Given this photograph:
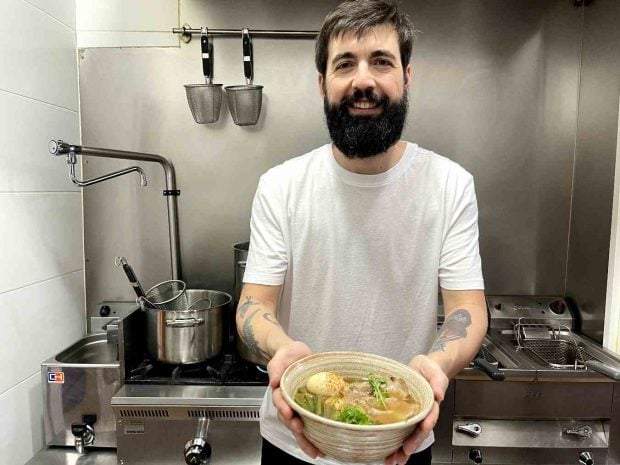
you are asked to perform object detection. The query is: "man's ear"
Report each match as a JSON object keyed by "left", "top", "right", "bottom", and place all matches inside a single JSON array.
[
  {"left": 404, "top": 64, "right": 412, "bottom": 90},
  {"left": 318, "top": 73, "right": 326, "bottom": 99}
]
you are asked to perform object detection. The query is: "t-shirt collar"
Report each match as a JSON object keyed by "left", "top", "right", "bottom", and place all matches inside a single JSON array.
[{"left": 325, "top": 142, "right": 417, "bottom": 187}]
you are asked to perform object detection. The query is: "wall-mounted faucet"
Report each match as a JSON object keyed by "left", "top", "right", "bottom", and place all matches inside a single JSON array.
[
  {"left": 49, "top": 139, "right": 147, "bottom": 187},
  {"left": 48, "top": 139, "right": 182, "bottom": 280}
]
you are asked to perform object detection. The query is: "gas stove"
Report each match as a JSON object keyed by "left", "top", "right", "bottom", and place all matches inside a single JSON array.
[{"left": 112, "top": 306, "right": 267, "bottom": 465}]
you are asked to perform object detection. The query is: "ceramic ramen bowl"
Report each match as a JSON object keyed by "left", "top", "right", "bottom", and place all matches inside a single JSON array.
[{"left": 280, "top": 351, "right": 434, "bottom": 463}]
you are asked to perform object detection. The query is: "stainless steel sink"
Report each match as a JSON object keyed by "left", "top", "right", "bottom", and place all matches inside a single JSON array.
[
  {"left": 55, "top": 333, "right": 117, "bottom": 364},
  {"left": 41, "top": 333, "right": 120, "bottom": 449}
]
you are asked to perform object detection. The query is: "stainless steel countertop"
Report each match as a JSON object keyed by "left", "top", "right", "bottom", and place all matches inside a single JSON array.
[{"left": 25, "top": 447, "right": 117, "bottom": 465}]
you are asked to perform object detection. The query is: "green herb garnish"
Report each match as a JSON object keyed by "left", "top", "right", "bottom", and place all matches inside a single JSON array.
[
  {"left": 367, "top": 373, "right": 389, "bottom": 409},
  {"left": 334, "top": 406, "right": 373, "bottom": 425}
]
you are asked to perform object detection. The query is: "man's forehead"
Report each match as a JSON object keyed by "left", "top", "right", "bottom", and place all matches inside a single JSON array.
[{"left": 327, "top": 24, "right": 399, "bottom": 57}]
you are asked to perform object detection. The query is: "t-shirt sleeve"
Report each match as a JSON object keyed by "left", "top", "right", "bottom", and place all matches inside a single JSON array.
[
  {"left": 243, "top": 174, "right": 288, "bottom": 286},
  {"left": 439, "top": 171, "right": 485, "bottom": 290}
]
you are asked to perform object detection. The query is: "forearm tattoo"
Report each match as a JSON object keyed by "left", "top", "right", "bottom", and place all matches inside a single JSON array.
[
  {"left": 242, "top": 309, "right": 271, "bottom": 360},
  {"left": 429, "top": 309, "right": 472, "bottom": 353},
  {"left": 237, "top": 295, "right": 281, "bottom": 361},
  {"left": 237, "top": 296, "right": 256, "bottom": 318}
]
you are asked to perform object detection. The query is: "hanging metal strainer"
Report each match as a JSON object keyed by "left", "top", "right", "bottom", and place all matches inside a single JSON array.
[
  {"left": 225, "top": 28, "right": 263, "bottom": 126},
  {"left": 141, "top": 279, "right": 188, "bottom": 310},
  {"left": 185, "top": 27, "right": 223, "bottom": 124}
]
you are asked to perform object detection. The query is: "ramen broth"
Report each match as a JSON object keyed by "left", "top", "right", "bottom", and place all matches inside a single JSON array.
[{"left": 294, "top": 371, "right": 420, "bottom": 425}]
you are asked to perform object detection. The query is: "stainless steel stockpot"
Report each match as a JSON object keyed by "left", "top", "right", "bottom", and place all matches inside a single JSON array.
[{"left": 145, "top": 289, "right": 231, "bottom": 364}]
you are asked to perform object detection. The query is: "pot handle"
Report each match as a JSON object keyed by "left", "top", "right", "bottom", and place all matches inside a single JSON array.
[{"left": 166, "top": 318, "right": 205, "bottom": 328}]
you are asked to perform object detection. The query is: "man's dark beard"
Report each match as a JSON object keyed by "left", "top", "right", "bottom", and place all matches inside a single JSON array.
[{"left": 324, "top": 89, "right": 408, "bottom": 159}]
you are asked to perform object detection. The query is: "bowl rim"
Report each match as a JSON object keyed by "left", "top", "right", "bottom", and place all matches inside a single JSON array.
[{"left": 280, "top": 351, "right": 434, "bottom": 432}]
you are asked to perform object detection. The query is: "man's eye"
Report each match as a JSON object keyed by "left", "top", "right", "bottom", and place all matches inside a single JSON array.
[
  {"left": 375, "top": 59, "right": 393, "bottom": 67},
  {"left": 335, "top": 62, "right": 353, "bottom": 71}
]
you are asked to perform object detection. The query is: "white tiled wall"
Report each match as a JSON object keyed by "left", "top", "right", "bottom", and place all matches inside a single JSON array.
[
  {"left": 76, "top": 0, "right": 178, "bottom": 48},
  {"left": 0, "top": 0, "right": 85, "bottom": 463}
]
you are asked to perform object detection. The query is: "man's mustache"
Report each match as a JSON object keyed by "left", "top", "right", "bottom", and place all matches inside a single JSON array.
[{"left": 339, "top": 89, "right": 388, "bottom": 108}]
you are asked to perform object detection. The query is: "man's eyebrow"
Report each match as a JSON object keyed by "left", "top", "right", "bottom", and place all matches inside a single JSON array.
[
  {"left": 331, "top": 52, "right": 355, "bottom": 65},
  {"left": 370, "top": 49, "right": 397, "bottom": 60}
]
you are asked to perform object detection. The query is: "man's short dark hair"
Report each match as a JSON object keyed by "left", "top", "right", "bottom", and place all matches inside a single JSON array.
[{"left": 315, "top": 0, "right": 415, "bottom": 76}]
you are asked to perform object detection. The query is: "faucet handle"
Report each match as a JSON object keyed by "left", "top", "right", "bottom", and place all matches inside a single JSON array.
[
  {"left": 71, "top": 423, "right": 88, "bottom": 437},
  {"left": 82, "top": 414, "right": 97, "bottom": 427},
  {"left": 579, "top": 451, "right": 594, "bottom": 465},
  {"left": 71, "top": 414, "right": 97, "bottom": 454}
]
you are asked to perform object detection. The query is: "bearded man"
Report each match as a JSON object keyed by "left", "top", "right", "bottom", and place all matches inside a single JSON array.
[{"left": 236, "top": 1, "right": 487, "bottom": 464}]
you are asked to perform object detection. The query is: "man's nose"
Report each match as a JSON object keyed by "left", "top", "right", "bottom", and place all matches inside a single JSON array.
[{"left": 351, "top": 63, "right": 376, "bottom": 93}]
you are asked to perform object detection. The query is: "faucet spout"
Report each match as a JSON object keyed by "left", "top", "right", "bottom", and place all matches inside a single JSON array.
[
  {"left": 69, "top": 161, "right": 148, "bottom": 188},
  {"left": 48, "top": 139, "right": 182, "bottom": 280}
]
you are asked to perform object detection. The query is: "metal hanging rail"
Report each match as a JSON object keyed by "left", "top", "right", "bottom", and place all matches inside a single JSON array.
[{"left": 172, "top": 24, "right": 317, "bottom": 43}]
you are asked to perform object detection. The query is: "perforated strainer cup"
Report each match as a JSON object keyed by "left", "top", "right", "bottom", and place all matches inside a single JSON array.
[
  {"left": 184, "top": 27, "right": 223, "bottom": 124},
  {"left": 225, "top": 28, "right": 263, "bottom": 126},
  {"left": 140, "top": 279, "right": 188, "bottom": 310}
]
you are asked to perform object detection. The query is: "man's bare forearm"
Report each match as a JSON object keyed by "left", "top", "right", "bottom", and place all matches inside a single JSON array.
[
  {"left": 236, "top": 294, "right": 293, "bottom": 362},
  {"left": 427, "top": 298, "right": 487, "bottom": 379}
]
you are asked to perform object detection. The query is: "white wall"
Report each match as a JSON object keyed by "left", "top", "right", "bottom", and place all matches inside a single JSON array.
[
  {"left": 0, "top": 1, "right": 85, "bottom": 463},
  {"left": 604, "top": 99, "right": 620, "bottom": 355}
]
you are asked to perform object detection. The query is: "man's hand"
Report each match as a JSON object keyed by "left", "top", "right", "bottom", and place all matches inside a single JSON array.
[
  {"left": 385, "top": 355, "right": 449, "bottom": 465},
  {"left": 267, "top": 341, "right": 323, "bottom": 458}
]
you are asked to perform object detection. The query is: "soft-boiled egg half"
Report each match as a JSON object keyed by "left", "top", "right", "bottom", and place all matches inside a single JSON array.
[{"left": 306, "top": 371, "right": 346, "bottom": 397}]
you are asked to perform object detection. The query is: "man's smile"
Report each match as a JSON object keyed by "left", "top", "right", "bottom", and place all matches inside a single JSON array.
[
  {"left": 347, "top": 98, "right": 384, "bottom": 116},
  {"left": 351, "top": 100, "right": 379, "bottom": 109}
]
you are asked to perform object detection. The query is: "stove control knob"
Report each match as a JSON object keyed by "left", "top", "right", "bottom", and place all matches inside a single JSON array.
[
  {"left": 549, "top": 299, "right": 566, "bottom": 315},
  {"left": 469, "top": 449, "right": 483, "bottom": 464},
  {"left": 184, "top": 438, "right": 211, "bottom": 465},
  {"left": 99, "top": 305, "right": 111, "bottom": 316},
  {"left": 579, "top": 451, "right": 594, "bottom": 465},
  {"left": 493, "top": 303, "right": 502, "bottom": 311}
]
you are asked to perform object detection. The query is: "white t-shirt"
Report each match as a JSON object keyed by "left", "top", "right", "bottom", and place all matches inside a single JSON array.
[{"left": 244, "top": 142, "right": 484, "bottom": 465}]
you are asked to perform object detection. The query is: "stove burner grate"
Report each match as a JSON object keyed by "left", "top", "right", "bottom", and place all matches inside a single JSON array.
[{"left": 125, "top": 353, "right": 269, "bottom": 386}]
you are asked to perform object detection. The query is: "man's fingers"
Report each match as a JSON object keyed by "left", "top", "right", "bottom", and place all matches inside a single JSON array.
[
  {"left": 277, "top": 411, "right": 304, "bottom": 434},
  {"left": 418, "top": 401, "right": 440, "bottom": 434},
  {"left": 267, "top": 359, "right": 284, "bottom": 388},
  {"left": 274, "top": 411, "right": 321, "bottom": 459},
  {"left": 272, "top": 388, "right": 294, "bottom": 420},
  {"left": 401, "top": 402, "right": 439, "bottom": 455},
  {"left": 386, "top": 400, "right": 438, "bottom": 465},
  {"left": 293, "top": 431, "right": 321, "bottom": 458}
]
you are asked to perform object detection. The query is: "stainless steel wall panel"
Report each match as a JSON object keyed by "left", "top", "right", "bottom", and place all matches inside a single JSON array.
[
  {"left": 80, "top": 1, "right": 584, "bottom": 314},
  {"left": 566, "top": 0, "right": 620, "bottom": 343}
]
